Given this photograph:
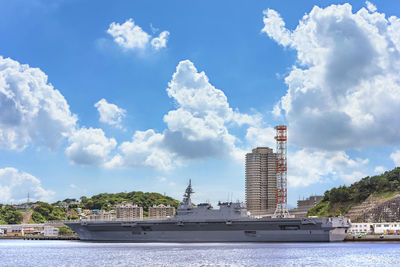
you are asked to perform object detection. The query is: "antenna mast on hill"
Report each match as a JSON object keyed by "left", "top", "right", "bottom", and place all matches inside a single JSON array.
[{"left": 273, "top": 125, "right": 290, "bottom": 218}]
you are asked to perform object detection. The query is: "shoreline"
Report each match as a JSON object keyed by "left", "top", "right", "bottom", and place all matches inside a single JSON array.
[
  {"left": 345, "top": 234, "right": 400, "bottom": 242},
  {"left": 0, "top": 236, "right": 79, "bottom": 240},
  {"left": 1, "top": 235, "right": 400, "bottom": 242}
]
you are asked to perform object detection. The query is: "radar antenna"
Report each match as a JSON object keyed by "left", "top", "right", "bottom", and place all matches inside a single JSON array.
[{"left": 182, "top": 179, "right": 194, "bottom": 207}]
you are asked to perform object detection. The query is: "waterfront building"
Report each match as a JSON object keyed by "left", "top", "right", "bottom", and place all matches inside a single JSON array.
[
  {"left": 116, "top": 202, "right": 143, "bottom": 220},
  {"left": 348, "top": 222, "right": 400, "bottom": 235},
  {"left": 44, "top": 226, "right": 59, "bottom": 237},
  {"left": 149, "top": 204, "right": 176, "bottom": 219},
  {"left": 348, "top": 223, "right": 374, "bottom": 235},
  {"left": 6, "top": 225, "right": 24, "bottom": 237},
  {"left": 372, "top": 223, "right": 400, "bottom": 234},
  {"left": 23, "top": 227, "right": 35, "bottom": 235},
  {"left": 245, "top": 147, "right": 277, "bottom": 216}
]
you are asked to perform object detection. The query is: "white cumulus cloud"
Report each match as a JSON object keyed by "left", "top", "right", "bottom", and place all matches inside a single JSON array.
[
  {"left": 107, "top": 19, "right": 169, "bottom": 51},
  {"left": 94, "top": 98, "right": 126, "bottom": 128},
  {"left": 374, "top": 166, "right": 385, "bottom": 173},
  {"left": 365, "top": 1, "right": 377, "bottom": 12},
  {"left": 262, "top": 4, "right": 400, "bottom": 151},
  {"left": 107, "top": 19, "right": 151, "bottom": 50},
  {"left": 106, "top": 129, "right": 175, "bottom": 171},
  {"left": 151, "top": 31, "right": 170, "bottom": 50},
  {"left": 341, "top": 171, "right": 368, "bottom": 184},
  {"left": 106, "top": 60, "right": 262, "bottom": 170},
  {"left": 0, "top": 56, "right": 77, "bottom": 151},
  {"left": 288, "top": 149, "right": 369, "bottom": 187},
  {"left": 65, "top": 128, "right": 117, "bottom": 166},
  {"left": 245, "top": 126, "right": 276, "bottom": 149},
  {"left": 0, "top": 167, "right": 54, "bottom": 203},
  {"left": 391, "top": 150, "right": 400, "bottom": 166}
]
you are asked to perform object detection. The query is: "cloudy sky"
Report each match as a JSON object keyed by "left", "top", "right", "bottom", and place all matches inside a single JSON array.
[{"left": 1, "top": 0, "right": 400, "bottom": 206}]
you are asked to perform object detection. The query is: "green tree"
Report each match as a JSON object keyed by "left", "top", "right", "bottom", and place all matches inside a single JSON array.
[
  {"left": 32, "top": 211, "right": 46, "bottom": 223},
  {"left": 34, "top": 202, "right": 54, "bottom": 217},
  {"left": 4, "top": 210, "right": 23, "bottom": 224},
  {"left": 58, "top": 226, "right": 74, "bottom": 235}
]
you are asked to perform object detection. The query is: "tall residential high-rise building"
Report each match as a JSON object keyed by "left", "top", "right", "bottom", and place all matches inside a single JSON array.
[{"left": 245, "top": 147, "right": 277, "bottom": 215}]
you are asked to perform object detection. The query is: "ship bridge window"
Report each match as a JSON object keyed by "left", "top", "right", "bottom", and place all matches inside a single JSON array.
[{"left": 280, "top": 225, "right": 300, "bottom": 230}]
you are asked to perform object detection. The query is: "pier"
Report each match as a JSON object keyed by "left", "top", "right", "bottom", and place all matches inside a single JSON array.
[{"left": 345, "top": 235, "right": 400, "bottom": 242}]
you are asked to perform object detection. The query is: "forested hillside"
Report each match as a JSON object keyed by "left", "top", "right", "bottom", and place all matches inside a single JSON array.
[
  {"left": 79, "top": 191, "right": 180, "bottom": 212},
  {"left": 0, "top": 191, "right": 180, "bottom": 224},
  {"left": 308, "top": 167, "right": 400, "bottom": 217}
]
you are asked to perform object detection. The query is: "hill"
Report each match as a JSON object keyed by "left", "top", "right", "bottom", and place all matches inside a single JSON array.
[
  {"left": 308, "top": 167, "right": 400, "bottom": 219},
  {"left": 79, "top": 191, "right": 180, "bottom": 214},
  {"left": 0, "top": 191, "right": 180, "bottom": 224}
]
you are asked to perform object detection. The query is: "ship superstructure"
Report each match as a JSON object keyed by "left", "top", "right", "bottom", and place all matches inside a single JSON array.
[{"left": 66, "top": 181, "right": 350, "bottom": 242}]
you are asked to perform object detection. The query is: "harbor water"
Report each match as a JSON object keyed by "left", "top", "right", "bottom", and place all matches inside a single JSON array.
[{"left": 0, "top": 240, "right": 399, "bottom": 266}]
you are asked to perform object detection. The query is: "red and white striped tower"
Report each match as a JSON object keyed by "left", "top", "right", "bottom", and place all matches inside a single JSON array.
[{"left": 273, "top": 125, "right": 290, "bottom": 218}]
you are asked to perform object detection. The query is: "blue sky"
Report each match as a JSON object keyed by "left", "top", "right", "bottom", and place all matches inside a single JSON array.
[{"left": 1, "top": 0, "right": 400, "bottom": 207}]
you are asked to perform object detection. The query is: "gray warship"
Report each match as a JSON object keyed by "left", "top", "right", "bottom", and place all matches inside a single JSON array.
[{"left": 66, "top": 181, "right": 350, "bottom": 242}]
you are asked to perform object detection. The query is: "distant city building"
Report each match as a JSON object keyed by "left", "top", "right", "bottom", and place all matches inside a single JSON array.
[
  {"left": 82, "top": 209, "right": 91, "bottom": 215},
  {"left": 245, "top": 147, "right": 277, "bottom": 215},
  {"left": 289, "top": 195, "right": 324, "bottom": 218},
  {"left": 13, "top": 204, "right": 32, "bottom": 210},
  {"left": 64, "top": 199, "right": 80, "bottom": 205},
  {"left": 54, "top": 202, "right": 69, "bottom": 209},
  {"left": 88, "top": 210, "right": 114, "bottom": 221},
  {"left": 92, "top": 209, "right": 101, "bottom": 215},
  {"left": 116, "top": 202, "right": 143, "bottom": 220},
  {"left": 149, "top": 204, "right": 175, "bottom": 219}
]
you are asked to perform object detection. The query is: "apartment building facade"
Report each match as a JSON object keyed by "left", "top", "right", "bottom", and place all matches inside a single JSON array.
[
  {"left": 245, "top": 147, "right": 277, "bottom": 216},
  {"left": 116, "top": 202, "right": 143, "bottom": 220},
  {"left": 149, "top": 204, "right": 176, "bottom": 219}
]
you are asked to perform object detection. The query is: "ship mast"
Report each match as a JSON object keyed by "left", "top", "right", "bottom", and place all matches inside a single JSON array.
[{"left": 182, "top": 179, "right": 194, "bottom": 207}]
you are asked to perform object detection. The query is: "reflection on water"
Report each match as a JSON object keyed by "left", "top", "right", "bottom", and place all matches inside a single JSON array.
[{"left": 0, "top": 240, "right": 399, "bottom": 267}]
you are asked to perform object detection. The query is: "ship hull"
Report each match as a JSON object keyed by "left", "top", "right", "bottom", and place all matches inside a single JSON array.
[{"left": 66, "top": 218, "right": 348, "bottom": 242}]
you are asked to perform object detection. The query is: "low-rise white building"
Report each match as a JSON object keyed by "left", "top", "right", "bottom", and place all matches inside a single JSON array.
[
  {"left": 44, "top": 226, "right": 59, "bottom": 237},
  {"left": 373, "top": 223, "right": 400, "bottom": 234},
  {"left": 348, "top": 223, "right": 373, "bottom": 234},
  {"left": 349, "top": 222, "right": 400, "bottom": 235}
]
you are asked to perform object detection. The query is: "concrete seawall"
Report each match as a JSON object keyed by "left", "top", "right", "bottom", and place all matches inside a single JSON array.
[{"left": 345, "top": 235, "right": 400, "bottom": 242}]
